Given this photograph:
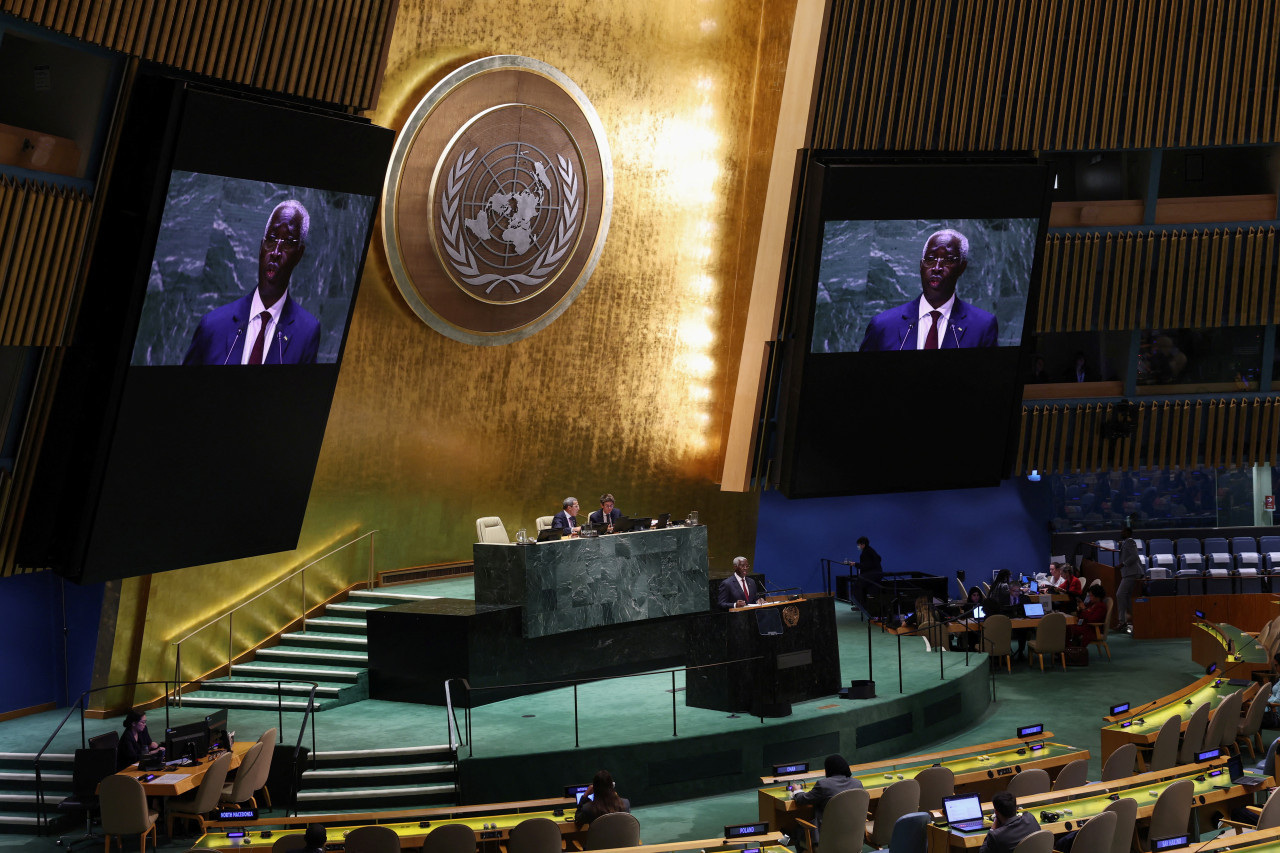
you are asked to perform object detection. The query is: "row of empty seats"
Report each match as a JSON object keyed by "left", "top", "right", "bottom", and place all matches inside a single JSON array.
[{"left": 1097, "top": 536, "right": 1280, "bottom": 574}]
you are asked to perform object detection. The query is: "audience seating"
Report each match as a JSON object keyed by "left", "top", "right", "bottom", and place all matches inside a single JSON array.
[
  {"left": 1147, "top": 715, "right": 1181, "bottom": 772},
  {"left": 1146, "top": 539, "right": 1176, "bottom": 572},
  {"left": 1103, "top": 797, "right": 1138, "bottom": 853},
  {"left": 1069, "top": 809, "right": 1117, "bottom": 853},
  {"left": 344, "top": 826, "right": 400, "bottom": 853},
  {"left": 507, "top": 818, "right": 564, "bottom": 853},
  {"left": 1051, "top": 758, "right": 1088, "bottom": 790},
  {"left": 1094, "top": 541, "right": 1118, "bottom": 567},
  {"left": 167, "top": 750, "right": 234, "bottom": 836},
  {"left": 1177, "top": 703, "right": 1211, "bottom": 764},
  {"left": 914, "top": 765, "right": 954, "bottom": 811},
  {"left": 886, "top": 811, "right": 929, "bottom": 853},
  {"left": 422, "top": 823, "right": 478, "bottom": 853},
  {"left": 1140, "top": 779, "right": 1192, "bottom": 851},
  {"left": 1027, "top": 612, "right": 1067, "bottom": 672},
  {"left": 1101, "top": 743, "right": 1136, "bottom": 782},
  {"left": 795, "top": 787, "right": 867, "bottom": 853},
  {"left": 1238, "top": 683, "right": 1271, "bottom": 758},
  {"left": 1005, "top": 768, "right": 1050, "bottom": 798},
  {"left": 475, "top": 517, "right": 509, "bottom": 544},
  {"left": 865, "top": 778, "right": 919, "bottom": 849},
  {"left": 219, "top": 741, "right": 265, "bottom": 809},
  {"left": 1088, "top": 599, "right": 1114, "bottom": 660},
  {"left": 1207, "top": 690, "right": 1245, "bottom": 755},
  {"left": 1009, "top": 830, "right": 1052, "bottom": 853},
  {"left": 99, "top": 775, "right": 158, "bottom": 853},
  {"left": 1233, "top": 536, "right": 1261, "bottom": 571},
  {"left": 1174, "top": 538, "right": 1203, "bottom": 573},
  {"left": 582, "top": 813, "right": 640, "bottom": 850},
  {"left": 981, "top": 615, "right": 1013, "bottom": 673},
  {"left": 1262, "top": 536, "right": 1280, "bottom": 574}
]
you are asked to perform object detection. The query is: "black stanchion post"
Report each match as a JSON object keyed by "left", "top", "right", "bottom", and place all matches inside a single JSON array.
[
  {"left": 671, "top": 670, "right": 678, "bottom": 737},
  {"left": 573, "top": 682, "right": 579, "bottom": 748}
]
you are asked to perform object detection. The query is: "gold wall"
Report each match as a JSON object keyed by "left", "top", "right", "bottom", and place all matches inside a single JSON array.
[{"left": 103, "top": 0, "right": 801, "bottom": 699}]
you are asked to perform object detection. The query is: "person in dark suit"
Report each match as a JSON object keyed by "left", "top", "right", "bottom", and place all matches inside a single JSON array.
[
  {"left": 717, "top": 556, "right": 764, "bottom": 610},
  {"left": 588, "top": 493, "right": 622, "bottom": 529},
  {"left": 551, "top": 497, "right": 581, "bottom": 534},
  {"left": 792, "top": 754, "right": 864, "bottom": 842},
  {"left": 980, "top": 792, "right": 1040, "bottom": 853},
  {"left": 852, "top": 536, "right": 881, "bottom": 574},
  {"left": 116, "top": 709, "right": 162, "bottom": 770},
  {"left": 858, "top": 229, "right": 999, "bottom": 351},
  {"left": 183, "top": 200, "right": 322, "bottom": 365}
]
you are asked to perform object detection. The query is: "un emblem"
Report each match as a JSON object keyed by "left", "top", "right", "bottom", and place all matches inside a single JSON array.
[{"left": 382, "top": 57, "right": 612, "bottom": 345}]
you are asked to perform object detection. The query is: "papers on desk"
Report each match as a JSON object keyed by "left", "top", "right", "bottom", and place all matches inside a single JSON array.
[{"left": 149, "top": 773, "right": 188, "bottom": 785}]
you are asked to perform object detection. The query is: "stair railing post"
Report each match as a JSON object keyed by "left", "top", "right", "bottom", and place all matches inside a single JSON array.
[
  {"left": 301, "top": 570, "right": 307, "bottom": 634},
  {"left": 227, "top": 612, "right": 234, "bottom": 676},
  {"left": 368, "top": 531, "right": 376, "bottom": 590}
]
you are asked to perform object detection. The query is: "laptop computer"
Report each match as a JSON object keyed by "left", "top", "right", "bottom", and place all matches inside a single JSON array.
[
  {"left": 1022, "top": 602, "right": 1046, "bottom": 618},
  {"left": 970, "top": 606, "right": 987, "bottom": 621},
  {"left": 1228, "top": 753, "right": 1269, "bottom": 786},
  {"left": 942, "top": 793, "right": 986, "bottom": 832},
  {"left": 536, "top": 528, "right": 564, "bottom": 542}
]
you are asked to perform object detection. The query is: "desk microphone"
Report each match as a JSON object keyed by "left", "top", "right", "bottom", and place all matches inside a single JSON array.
[{"left": 222, "top": 328, "right": 245, "bottom": 365}]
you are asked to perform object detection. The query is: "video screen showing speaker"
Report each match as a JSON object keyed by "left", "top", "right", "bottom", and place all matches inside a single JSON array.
[
  {"left": 775, "top": 156, "right": 1052, "bottom": 499},
  {"left": 19, "top": 73, "right": 394, "bottom": 583}
]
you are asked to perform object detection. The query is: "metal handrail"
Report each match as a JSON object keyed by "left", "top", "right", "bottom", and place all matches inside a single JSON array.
[
  {"left": 443, "top": 655, "right": 766, "bottom": 758},
  {"left": 170, "top": 530, "right": 378, "bottom": 690}
]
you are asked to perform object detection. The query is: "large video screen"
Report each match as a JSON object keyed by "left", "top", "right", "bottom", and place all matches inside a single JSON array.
[
  {"left": 131, "top": 173, "right": 376, "bottom": 367},
  {"left": 774, "top": 157, "right": 1052, "bottom": 499},
  {"left": 812, "top": 218, "right": 1038, "bottom": 353}
]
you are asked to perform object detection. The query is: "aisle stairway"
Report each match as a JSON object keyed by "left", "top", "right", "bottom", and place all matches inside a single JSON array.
[
  {"left": 0, "top": 751, "right": 70, "bottom": 833},
  {"left": 179, "top": 588, "right": 443, "bottom": 712},
  {"left": 294, "top": 744, "right": 459, "bottom": 812}
]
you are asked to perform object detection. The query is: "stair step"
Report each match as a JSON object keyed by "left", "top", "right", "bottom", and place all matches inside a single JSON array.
[
  {"left": 347, "top": 591, "right": 442, "bottom": 603},
  {"left": 231, "top": 662, "right": 364, "bottom": 682},
  {"left": 315, "top": 746, "right": 453, "bottom": 761},
  {"left": 0, "top": 812, "right": 50, "bottom": 828},
  {"left": 304, "top": 763, "right": 454, "bottom": 781},
  {"left": 324, "top": 603, "right": 384, "bottom": 615},
  {"left": 280, "top": 631, "right": 366, "bottom": 646},
  {"left": 296, "top": 783, "right": 456, "bottom": 801},
  {"left": 304, "top": 617, "right": 370, "bottom": 633},
  {"left": 256, "top": 647, "right": 368, "bottom": 663},
  {"left": 177, "top": 693, "right": 320, "bottom": 711},
  {"left": 311, "top": 746, "right": 455, "bottom": 769},
  {"left": 0, "top": 770, "right": 70, "bottom": 784},
  {"left": 204, "top": 679, "right": 345, "bottom": 697}
]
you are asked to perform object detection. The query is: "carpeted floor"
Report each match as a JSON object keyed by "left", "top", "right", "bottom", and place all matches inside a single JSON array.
[{"left": 0, "top": 576, "right": 1247, "bottom": 850}]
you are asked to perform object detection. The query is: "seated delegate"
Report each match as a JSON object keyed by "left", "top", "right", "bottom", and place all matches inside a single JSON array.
[
  {"left": 116, "top": 709, "right": 163, "bottom": 770},
  {"left": 551, "top": 497, "right": 582, "bottom": 535},
  {"left": 588, "top": 493, "right": 622, "bottom": 530},
  {"left": 574, "top": 769, "right": 631, "bottom": 828}
]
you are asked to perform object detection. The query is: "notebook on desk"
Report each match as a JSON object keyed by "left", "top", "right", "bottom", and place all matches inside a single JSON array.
[{"left": 942, "top": 793, "right": 986, "bottom": 832}]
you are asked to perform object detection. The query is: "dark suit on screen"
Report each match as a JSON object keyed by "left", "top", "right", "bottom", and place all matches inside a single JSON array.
[
  {"left": 182, "top": 291, "right": 321, "bottom": 365},
  {"left": 588, "top": 507, "right": 622, "bottom": 525},
  {"left": 858, "top": 296, "right": 998, "bottom": 352},
  {"left": 717, "top": 574, "right": 762, "bottom": 610},
  {"left": 551, "top": 510, "right": 578, "bottom": 532}
]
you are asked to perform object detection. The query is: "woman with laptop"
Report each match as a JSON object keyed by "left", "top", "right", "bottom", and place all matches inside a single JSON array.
[{"left": 574, "top": 769, "right": 631, "bottom": 828}]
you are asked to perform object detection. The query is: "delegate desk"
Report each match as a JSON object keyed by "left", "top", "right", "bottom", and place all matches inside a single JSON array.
[
  {"left": 188, "top": 798, "right": 582, "bottom": 851},
  {"left": 1101, "top": 674, "right": 1258, "bottom": 764},
  {"left": 685, "top": 594, "right": 839, "bottom": 714},
  {"left": 758, "top": 734, "right": 1086, "bottom": 833},
  {"left": 113, "top": 741, "right": 253, "bottom": 797},
  {"left": 1200, "top": 825, "right": 1280, "bottom": 852},
  {"left": 925, "top": 761, "right": 1270, "bottom": 853},
  {"left": 1193, "top": 621, "right": 1270, "bottom": 679},
  {"left": 474, "top": 525, "right": 709, "bottom": 638}
]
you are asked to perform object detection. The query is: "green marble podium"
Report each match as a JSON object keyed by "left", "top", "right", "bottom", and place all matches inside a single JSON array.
[{"left": 473, "top": 525, "right": 710, "bottom": 637}]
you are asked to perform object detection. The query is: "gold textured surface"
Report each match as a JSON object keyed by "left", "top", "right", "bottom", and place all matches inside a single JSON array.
[{"left": 102, "top": 0, "right": 800, "bottom": 696}]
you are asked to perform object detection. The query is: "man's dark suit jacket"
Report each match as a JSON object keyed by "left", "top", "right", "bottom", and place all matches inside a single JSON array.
[
  {"left": 588, "top": 507, "right": 622, "bottom": 525},
  {"left": 792, "top": 775, "right": 864, "bottom": 840},
  {"left": 182, "top": 291, "right": 321, "bottom": 365},
  {"left": 855, "top": 546, "right": 882, "bottom": 573},
  {"left": 980, "top": 812, "right": 1040, "bottom": 853},
  {"left": 551, "top": 510, "right": 578, "bottom": 532},
  {"left": 717, "top": 574, "right": 762, "bottom": 610},
  {"left": 858, "top": 296, "right": 998, "bottom": 352}
]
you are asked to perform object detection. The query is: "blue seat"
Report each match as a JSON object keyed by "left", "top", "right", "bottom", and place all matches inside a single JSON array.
[
  {"left": 1147, "top": 538, "right": 1176, "bottom": 572},
  {"left": 1203, "top": 537, "right": 1235, "bottom": 594},
  {"left": 1175, "top": 537, "right": 1204, "bottom": 574},
  {"left": 887, "top": 811, "right": 930, "bottom": 853},
  {"left": 1263, "top": 536, "right": 1280, "bottom": 575},
  {"left": 1234, "top": 536, "right": 1261, "bottom": 571}
]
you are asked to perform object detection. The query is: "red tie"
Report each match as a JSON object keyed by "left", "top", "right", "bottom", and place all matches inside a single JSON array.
[
  {"left": 741, "top": 578, "right": 750, "bottom": 602},
  {"left": 247, "top": 311, "right": 271, "bottom": 364},
  {"left": 924, "top": 310, "right": 941, "bottom": 350}
]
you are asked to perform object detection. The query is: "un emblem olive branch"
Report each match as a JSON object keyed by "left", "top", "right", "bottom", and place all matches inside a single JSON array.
[{"left": 440, "top": 148, "right": 581, "bottom": 295}]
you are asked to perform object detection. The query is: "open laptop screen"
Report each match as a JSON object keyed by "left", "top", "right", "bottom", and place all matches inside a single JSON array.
[
  {"left": 1023, "top": 602, "right": 1045, "bottom": 617},
  {"left": 943, "top": 793, "right": 982, "bottom": 824}
]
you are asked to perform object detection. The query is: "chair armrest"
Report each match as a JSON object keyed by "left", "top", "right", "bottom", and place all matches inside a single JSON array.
[
  {"left": 795, "top": 817, "right": 817, "bottom": 851},
  {"left": 1219, "top": 819, "right": 1255, "bottom": 834}
]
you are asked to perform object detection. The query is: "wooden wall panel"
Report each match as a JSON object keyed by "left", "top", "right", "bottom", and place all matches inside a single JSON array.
[
  {"left": 1, "top": 0, "right": 398, "bottom": 110},
  {"left": 813, "top": 0, "right": 1280, "bottom": 150},
  {"left": 1033, "top": 228, "right": 1280, "bottom": 332},
  {"left": 1014, "top": 398, "right": 1280, "bottom": 475}
]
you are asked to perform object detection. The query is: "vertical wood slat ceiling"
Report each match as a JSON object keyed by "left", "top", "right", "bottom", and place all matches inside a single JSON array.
[
  {"left": 1015, "top": 398, "right": 1280, "bottom": 475},
  {"left": 1, "top": 0, "right": 397, "bottom": 110},
  {"left": 814, "top": 0, "right": 1280, "bottom": 150},
  {"left": 1035, "top": 228, "right": 1280, "bottom": 332}
]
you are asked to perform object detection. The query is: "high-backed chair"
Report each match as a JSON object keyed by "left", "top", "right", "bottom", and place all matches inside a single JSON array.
[
  {"left": 1069, "top": 809, "right": 1117, "bottom": 853},
  {"left": 535, "top": 516, "right": 555, "bottom": 532},
  {"left": 1220, "top": 786, "right": 1280, "bottom": 834},
  {"left": 56, "top": 747, "right": 117, "bottom": 850},
  {"left": 1146, "top": 539, "right": 1176, "bottom": 572},
  {"left": 1234, "top": 536, "right": 1262, "bottom": 590},
  {"left": 795, "top": 788, "right": 868, "bottom": 853},
  {"left": 916, "top": 621, "right": 947, "bottom": 653},
  {"left": 1148, "top": 714, "right": 1182, "bottom": 772},
  {"left": 507, "top": 817, "right": 565, "bottom": 853},
  {"left": 1005, "top": 768, "right": 1050, "bottom": 798},
  {"left": 1142, "top": 779, "right": 1193, "bottom": 851},
  {"left": 865, "top": 778, "right": 919, "bottom": 849},
  {"left": 1094, "top": 540, "right": 1118, "bottom": 567},
  {"left": 915, "top": 765, "right": 954, "bottom": 811},
  {"left": 1207, "top": 690, "right": 1245, "bottom": 755},
  {"left": 475, "top": 516, "right": 509, "bottom": 544},
  {"left": 345, "top": 825, "right": 401, "bottom": 853},
  {"left": 886, "top": 811, "right": 929, "bottom": 853},
  {"left": 1101, "top": 742, "right": 1137, "bottom": 782},
  {"left": 1051, "top": 758, "right": 1088, "bottom": 790},
  {"left": 1178, "top": 703, "right": 1211, "bottom": 764},
  {"left": 1174, "top": 538, "right": 1203, "bottom": 573},
  {"left": 1009, "top": 830, "right": 1053, "bottom": 853},
  {"left": 1259, "top": 735, "right": 1280, "bottom": 777},
  {"left": 99, "top": 774, "right": 158, "bottom": 853},
  {"left": 1088, "top": 598, "right": 1114, "bottom": 660},
  {"left": 1238, "top": 683, "right": 1272, "bottom": 758},
  {"left": 1261, "top": 536, "right": 1280, "bottom": 574},
  {"left": 1027, "top": 612, "right": 1067, "bottom": 672},
  {"left": 271, "top": 835, "right": 307, "bottom": 853},
  {"left": 167, "top": 750, "right": 234, "bottom": 836},
  {"left": 982, "top": 615, "right": 1013, "bottom": 672},
  {"left": 252, "top": 727, "right": 278, "bottom": 808},
  {"left": 1103, "top": 797, "right": 1138, "bottom": 853},
  {"left": 87, "top": 731, "right": 120, "bottom": 752},
  {"left": 582, "top": 813, "right": 640, "bottom": 850},
  {"left": 219, "top": 741, "right": 265, "bottom": 809},
  {"left": 422, "top": 822, "right": 478, "bottom": 853}
]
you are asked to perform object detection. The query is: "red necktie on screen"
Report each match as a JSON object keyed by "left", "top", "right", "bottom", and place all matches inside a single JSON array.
[
  {"left": 923, "top": 310, "right": 941, "bottom": 350},
  {"left": 247, "top": 311, "right": 271, "bottom": 364}
]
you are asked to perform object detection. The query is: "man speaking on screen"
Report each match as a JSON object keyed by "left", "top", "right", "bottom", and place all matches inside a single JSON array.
[
  {"left": 183, "top": 200, "right": 322, "bottom": 365},
  {"left": 858, "top": 228, "right": 998, "bottom": 352}
]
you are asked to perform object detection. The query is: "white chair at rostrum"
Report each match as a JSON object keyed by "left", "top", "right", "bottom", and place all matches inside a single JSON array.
[
  {"left": 794, "top": 787, "right": 868, "bottom": 853},
  {"left": 476, "top": 516, "right": 509, "bottom": 544}
]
